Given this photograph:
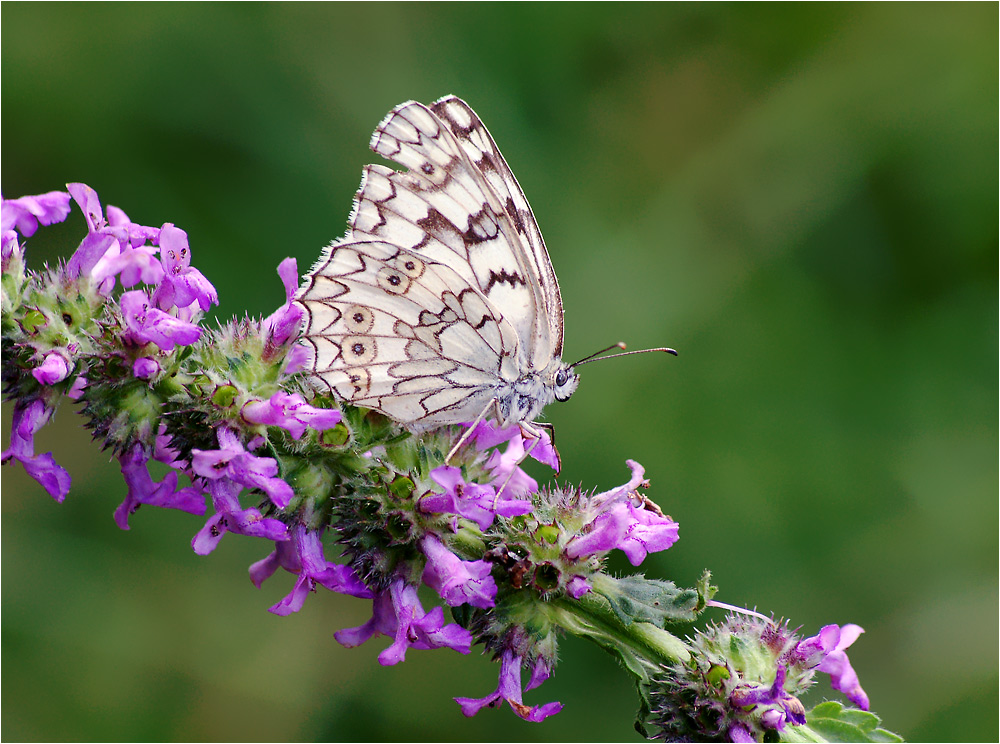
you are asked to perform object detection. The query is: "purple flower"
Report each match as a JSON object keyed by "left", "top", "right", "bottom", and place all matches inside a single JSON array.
[
  {"left": 241, "top": 391, "right": 342, "bottom": 440},
  {"left": 113, "top": 445, "right": 205, "bottom": 530},
  {"left": 2, "top": 229, "right": 20, "bottom": 265},
  {"left": 64, "top": 183, "right": 164, "bottom": 291},
  {"left": 282, "top": 344, "right": 310, "bottom": 375},
  {"left": 730, "top": 665, "right": 806, "bottom": 730},
  {"left": 191, "top": 477, "right": 289, "bottom": 555},
  {"left": 151, "top": 223, "right": 218, "bottom": 312},
  {"left": 66, "top": 376, "right": 88, "bottom": 401},
  {"left": 262, "top": 257, "right": 305, "bottom": 351},
  {"left": 334, "top": 577, "right": 472, "bottom": 665},
  {"left": 132, "top": 356, "right": 160, "bottom": 380},
  {"left": 104, "top": 205, "right": 161, "bottom": 249},
  {"left": 485, "top": 435, "right": 538, "bottom": 497},
  {"left": 728, "top": 723, "right": 756, "bottom": 743},
  {"left": 67, "top": 182, "right": 105, "bottom": 233},
  {"left": 90, "top": 244, "right": 164, "bottom": 289},
  {"left": 421, "top": 535, "right": 497, "bottom": 609},
  {"left": 800, "top": 624, "right": 869, "bottom": 710},
  {"left": 420, "top": 465, "right": 531, "bottom": 531},
  {"left": 65, "top": 230, "right": 117, "bottom": 283},
  {"left": 566, "top": 575, "right": 591, "bottom": 599},
  {"left": 455, "top": 650, "right": 563, "bottom": 722},
  {"left": 190, "top": 427, "right": 294, "bottom": 509},
  {"left": 249, "top": 524, "right": 373, "bottom": 615},
  {"left": 474, "top": 424, "right": 559, "bottom": 498},
  {"left": 152, "top": 425, "right": 184, "bottom": 468},
  {"left": 1, "top": 189, "right": 72, "bottom": 237},
  {"left": 120, "top": 289, "right": 202, "bottom": 351},
  {"left": 566, "top": 460, "right": 679, "bottom": 566},
  {"left": 1, "top": 399, "right": 71, "bottom": 501},
  {"left": 31, "top": 351, "right": 72, "bottom": 385}
]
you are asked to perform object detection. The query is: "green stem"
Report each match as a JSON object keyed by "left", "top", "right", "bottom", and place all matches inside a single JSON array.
[{"left": 543, "top": 591, "right": 690, "bottom": 682}]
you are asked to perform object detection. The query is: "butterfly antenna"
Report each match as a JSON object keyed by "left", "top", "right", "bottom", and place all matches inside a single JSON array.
[{"left": 572, "top": 342, "right": 677, "bottom": 367}]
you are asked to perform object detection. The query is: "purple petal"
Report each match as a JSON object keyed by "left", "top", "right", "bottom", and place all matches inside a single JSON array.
[
  {"left": 31, "top": 351, "right": 72, "bottom": 385},
  {"left": 277, "top": 257, "right": 299, "bottom": 300},
  {"left": 249, "top": 549, "right": 281, "bottom": 588},
  {"left": 565, "top": 505, "right": 630, "bottom": 560},
  {"left": 282, "top": 344, "right": 310, "bottom": 374},
  {"left": 65, "top": 231, "right": 116, "bottom": 279},
  {"left": 567, "top": 575, "right": 591, "bottom": 598},
  {"left": 158, "top": 223, "right": 191, "bottom": 273},
  {"left": 22, "top": 451, "right": 72, "bottom": 503},
  {"left": 1, "top": 190, "right": 72, "bottom": 236},
  {"left": 192, "top": 513, "right": 228, "bottom": 555},
  {"left": 616, "top": 503, "right": 680, "bottom": 565},
  {"left": 816, "top": 624, "right": 869, "bottom": 710},
  {"left": 728, "top": 723, "right": 756, "bottom": 743},
  {"left": 421, "top": 535, "right": 496, "bottom": 609},
  {"left": 132, "top": 357, "right": 160, "bottom": 380},
  {"left": 315, "top": 564, "right": 374, "bottom": 598},
  {"left": 455, "top": 649, "right": 561, "bottom": 722},
  {"left": 334, "top": 578, "right": 471, "bottom": 663},
  {"left": 91, "top": 246, "right": 164, "bottom": 288},
  {"left": 67, "top": 182, "right": 104, "bottom": 231},
  {"left": 1, "top": 399, "right": 71, "bottom": 501}
]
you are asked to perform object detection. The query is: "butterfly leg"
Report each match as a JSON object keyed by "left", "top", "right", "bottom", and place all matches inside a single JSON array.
[
  {"left": 444, "top": 397, "right": 497, "bottom": 465},
  {"left": 492, "top": 421, "right": 558, "bottom": 506}
]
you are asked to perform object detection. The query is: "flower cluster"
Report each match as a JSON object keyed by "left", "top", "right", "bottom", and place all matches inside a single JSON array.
[
  {"left": 645, "top": 614, "right": 873, "bottom": 742},
  {"left": 2, "top": 185, "right": 888, "bottom": 742}
]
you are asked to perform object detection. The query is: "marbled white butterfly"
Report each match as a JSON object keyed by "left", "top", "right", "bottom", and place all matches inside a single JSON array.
[{"left": 296, "top": 96, "right": 672, "bottom": 445}]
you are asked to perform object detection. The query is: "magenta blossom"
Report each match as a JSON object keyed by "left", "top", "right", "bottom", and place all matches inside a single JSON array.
[
  {"left": 421, "top": 534, "right": 497, "bottom": 609},
  {"left": 455, "top": 649, "right": 563, "bottom": 722},
  {"left": 334, "top": 577, "right": 472, "bottom": 665},
  {"left": 799, "top": 624, "right": 869, "bottom": 710},
  {"left": 241, "top": 391, "right": 342, "bottom": 440},
  {"left": 151, "top": 223, "right": 218, "bottom": 312},
  {"left": 250, "top": 524, "right": 373, "bottom": 615},
  {"left": 120, "top": 289, "right": 202, "bottom": 351},
  {"left": 566, "top": 460, "right": 679, "bottom": 566},
  {"left": 31, "top": 351, "right": 72, "bottom": 385},
  {"left": 113, "top": 445, "right": 205, "bottom": 530},
  {"left": 190, "top": 427, "right": 294, "bottom": 508},
  {"left": 262, "top": 257, "right": 305, "bottom": 352},
  {"left": 420, "top": 464, "right": 531, "bottom": 531},
  {"left": 1, "top": 399, "right": 71, "bottom": 501},
  {"left": 2, "top": 189, "right": 72, "bottom": 238},
  {"left": 64, "top": 183, "right": 165, "bottom": 292},
  {"left": 191, "top": 477, "right": 289, "bottom": 555}
]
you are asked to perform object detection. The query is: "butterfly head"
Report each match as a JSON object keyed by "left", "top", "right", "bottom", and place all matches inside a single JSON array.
[{"left": 553, "top": 364, "right": 579, "bottom": 402}]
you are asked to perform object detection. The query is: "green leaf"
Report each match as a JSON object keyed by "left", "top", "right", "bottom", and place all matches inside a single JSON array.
[
  {"left": 590, "top": 573, "right": 703, "bottom": 626},
  {"left": 803, "top": 701, "right": 904, "bottom": 743}
]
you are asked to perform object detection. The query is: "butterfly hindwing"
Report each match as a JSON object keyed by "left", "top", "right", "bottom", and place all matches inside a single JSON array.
[{"left": 298, "top": 240, "right": 518, "bottom": 426}]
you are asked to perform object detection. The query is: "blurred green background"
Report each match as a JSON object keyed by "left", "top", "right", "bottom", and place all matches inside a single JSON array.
[{"left": 2, "top": 3, "right": 996, "bottom": 741}]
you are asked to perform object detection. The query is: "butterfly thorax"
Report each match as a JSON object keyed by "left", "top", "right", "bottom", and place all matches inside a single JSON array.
[{"left": 494, "top": 359, "right": 579, "bottom": 428}]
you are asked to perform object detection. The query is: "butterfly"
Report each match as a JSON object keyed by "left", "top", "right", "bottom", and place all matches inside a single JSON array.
[{"left": 296, "top": 95, "right": 672, "bottom": 445}]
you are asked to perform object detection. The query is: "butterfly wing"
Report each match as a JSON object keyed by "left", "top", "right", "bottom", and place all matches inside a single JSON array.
[
  {"left": 350, "top": 96, "right": 564, "bottom": 369},
  {"left": 297, "top": 240, "right": 520, "bottom": 427}
]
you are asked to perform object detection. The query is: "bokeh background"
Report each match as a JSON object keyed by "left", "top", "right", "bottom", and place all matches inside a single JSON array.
[{"left": 2, "top": 3, "right": 996, "bottom": 741}]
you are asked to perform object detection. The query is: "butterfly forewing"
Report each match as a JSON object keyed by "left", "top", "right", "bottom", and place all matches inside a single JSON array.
[
  {"left": 353, "top": 96, "right": 563, "bottom": 366},
  {"left": 430, "top": 96, "right": 564, "bottom": 356},
  {"left": 298, "top": 95, "right": 572, "bottom": 430}
]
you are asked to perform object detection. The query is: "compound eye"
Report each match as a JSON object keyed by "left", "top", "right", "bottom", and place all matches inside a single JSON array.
[{"left": 556, "top": 369, "right": 569, "bottom": 386}]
